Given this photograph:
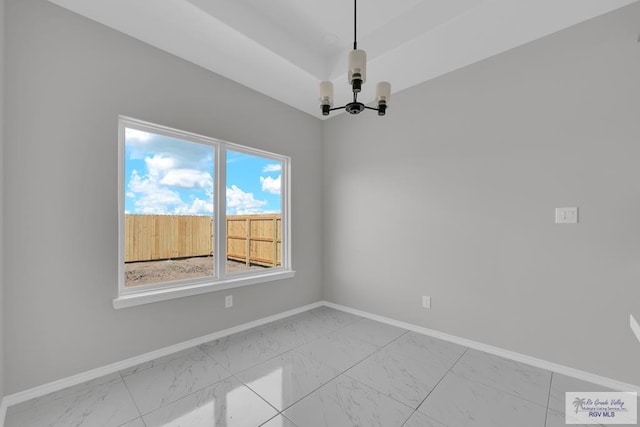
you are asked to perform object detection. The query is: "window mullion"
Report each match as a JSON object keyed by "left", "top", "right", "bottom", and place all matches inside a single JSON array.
[{"left": 215, "top": 146, "right": 227, "bottom": 280}]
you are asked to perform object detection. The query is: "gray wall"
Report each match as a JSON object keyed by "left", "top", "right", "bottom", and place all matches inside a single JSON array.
[
  {"left": 4, "top": 0, "right": 323, "bottom": 394},
  {"left": 0, "top": 0, "right": 5, "bottom": 400},
  {"left": 323, "top": 2, "right": 640, "bottom": 386},
  {"left": 4, "top": 0, "right": 640, "bottom": 397}
]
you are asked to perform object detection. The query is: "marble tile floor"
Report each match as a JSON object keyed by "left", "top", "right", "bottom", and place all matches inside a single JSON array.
[{"left": 5, "top": 307, "right": 637, "bottom": 427}]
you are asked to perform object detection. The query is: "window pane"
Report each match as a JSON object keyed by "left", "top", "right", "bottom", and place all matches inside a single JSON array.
[
  {"left": 123, "top": 127, "right": 215, "bottom": 287},
  {"left": 226, "top": 150, "right": 282, "bottom": 274}
]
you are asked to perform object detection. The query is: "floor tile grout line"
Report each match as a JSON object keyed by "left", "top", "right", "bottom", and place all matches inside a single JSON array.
[
  {"left": 300, "top": 330, "right": 416, "bottom": 409},
  {"left": 333, "top": 323, "right": 411, "bottom": 352},
  {"left": 371, "top": 329, "right": 410, "bottom": 354},
  {"left": 4, "top": 373, "right": 125, "bottom": 417},
  {"left": 199, "top": 310, "right": 353, "bottom": 373},
  {"left": 399, "top": 409, "right": 419, "bottom": 427},
  {"left": 200, "top": 337, "right": 294, "bottom": 376},
  {"left": 120, "top": 375, "right": 145, "bottom": 422},
  {"left": 336, "top": 329, "right": 410, "bottom": 373},
  {"left": 12, "top": 309, "right": 590, "bottom": 426},
  {"left": 131, "top": 367, "right": 237, "bottom": 418},
  {"left": 232, "top": 323, "right": 412, "bottom": 417},
  {"left": 259, "top": 413, "right": 298, "bottom": 427},
  {"left": 337, "top": 330, "right": 436, "bottom": 410},
  {"left": 399, "top": 409, "right": 451, "bottom": 427},
  {"left": 269, "top": 373, "right": 332, "bottom": 416},
  {"left": 119, "top": 343, "right": 237, "bottom": 418},
  {"left": 332, "top": 371, "right": 416, "bottom": 413},
  {"left": 273, "top": 308, "right": 366, "bottom": 345},
  {"left": 280, "top": 345, "right": 381, "bottom": 412},
  {"left": 342, "top": 370, "right": 422, "bottom": 413},
  {"left": 5, "top": 374, "right": 134, "bottom": 422},
  {"left": 287, "top": 334, "right": 381, "bottom": 373},
  {"left": 118, "top": 418, "right": 147, "bottom": 427},
  {"left": 413, "top": 346, "right": 470, "bottom": 422},
  {"left": 208, "top": 311, "right": 369, "bottom": 416},
  {"left": 382, "top": 331, "right": 465, "bottom": 363},
  {"left": 251, "top": 312, "right": 374, "bottom": 417},
  {"left": 229, "top": 372, "right": 282, "bottom": 420},
  {"left": 278, "top": 412, "right": 299, "bottom": 427},
  {"left": 543, "top": 372, "right": 554, "bottom": 427},
  {"left": 448, "top": 350, "right": 554, "bottom": 411},
  {"left": 120, "top": 346, "right": 205, "bottom": 379},
  {"left": 240, "top": 338, "right": 400, "bottom": 414},
  {"left": 254, "top": 328, "right": 411, "bottom": 416}
]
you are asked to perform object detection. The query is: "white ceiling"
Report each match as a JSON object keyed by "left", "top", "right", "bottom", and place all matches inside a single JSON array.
[{"left": 48, "top": 0, "right": 638, "bottom": 119}]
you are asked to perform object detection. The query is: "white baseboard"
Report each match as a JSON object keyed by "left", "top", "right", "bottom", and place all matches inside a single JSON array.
[
  {"left": 2, "top": 299, "right": 638, "bottom": 426},
  {"left": 322, "top": 301, "right": 640, "bottom": 394},
  {"left": 0, "top": 301, "right": 323, "bottom": 422}
]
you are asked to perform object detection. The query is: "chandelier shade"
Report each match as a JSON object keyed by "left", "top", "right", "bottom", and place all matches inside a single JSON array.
[
  {"left": 319, "top": 81, "right": 334, "bottom": 108},
  {"left": 348, "top": 49, "right": 367, "bottom": 86}
]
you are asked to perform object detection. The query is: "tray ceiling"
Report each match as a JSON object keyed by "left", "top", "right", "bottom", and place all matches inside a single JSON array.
[{"left": 48, "top": 0, "right": 638, "bottom": 118}]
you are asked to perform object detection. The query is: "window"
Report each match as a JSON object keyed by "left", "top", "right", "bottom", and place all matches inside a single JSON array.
[{"left": 116, "top": 117, "right": 292, "bottom": 308}]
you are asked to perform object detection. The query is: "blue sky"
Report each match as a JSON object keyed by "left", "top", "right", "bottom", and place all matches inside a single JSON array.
[{"left": 124, "top": 128, "right": 282, "bottom": 215}]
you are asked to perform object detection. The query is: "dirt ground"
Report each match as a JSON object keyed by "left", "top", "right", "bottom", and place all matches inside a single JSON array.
[{"left": 124, "top": 257, "right": 266, "bottom": 287}]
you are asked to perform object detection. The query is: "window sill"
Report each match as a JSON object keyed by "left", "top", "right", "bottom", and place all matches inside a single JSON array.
[{"left": 113, "top": 270, "right": 296, "bottom": 309}]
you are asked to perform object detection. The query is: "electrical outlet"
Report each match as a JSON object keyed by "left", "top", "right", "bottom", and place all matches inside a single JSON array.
[
  {"left": 422, "top": 296, "right": 431, "bottom": 309},
  {"left": 225, "top": 295, "right": 233, "bottom": 308},
  {"left": 555, "top": 207, "right": 578, "bottom": 224}
]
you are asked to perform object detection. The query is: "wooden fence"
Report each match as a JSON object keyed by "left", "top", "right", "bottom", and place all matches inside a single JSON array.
[
  {"left": 227, "top": 215, "right": 282, "bottom": 267},
  {"left": 124, "top": 214, "right": 281, "bottom": 267}
]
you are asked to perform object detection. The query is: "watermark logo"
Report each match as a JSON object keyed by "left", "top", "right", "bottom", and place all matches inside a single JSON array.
[{"left": 565, "top": 392, "right": 637, "bottom": 424}]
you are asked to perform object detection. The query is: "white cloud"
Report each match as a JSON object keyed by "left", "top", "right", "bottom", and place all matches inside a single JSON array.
[
  {"left": 174, "top": 198, "right": 213, "bottom": 215},
  {"left": 128, "top": 169, "right": 154, "bottom": 194},
  {"left": 160, "top": 169, "right": 212, "bottom": 189},
  {"left": 260, "top": 175, "right": 281, "bottom": 195},
  {"left": 145, "top": 155, "right": 175, "bottom": 175},
  {"left": 262, "top": 163, "right": 282, "bottom": 173},
  {"left": 125, "top": 128, "right": 152, "bottom": 142},
  {"left": 226, "top": 185, "right": 267, "bottom": 215},
  {"left": 125, "top": 136, "right": 215, "bottom": 215},
  {"left": 125, "top": 131, "right": 214, "bottom": 170},
  {"left": 134, "top": 188, "right": 183, "bottom": 214},
  {"left": 127, "top": 168, "right": 212, "bottom": 215}
]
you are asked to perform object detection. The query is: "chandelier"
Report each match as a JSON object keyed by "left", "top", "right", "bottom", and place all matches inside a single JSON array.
[{"left": 319, "top": 0, "right": 391, "bottom": 116}]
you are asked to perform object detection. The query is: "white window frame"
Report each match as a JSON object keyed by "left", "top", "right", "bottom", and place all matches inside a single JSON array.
[{"left": 114, "top": 116, "right": 294, "bottom": 309}]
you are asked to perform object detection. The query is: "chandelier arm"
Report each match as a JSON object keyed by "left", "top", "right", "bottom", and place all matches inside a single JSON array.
[
  {"left": 364, "top": 106, "right": 380, "bottom": 111},
  {"left": 329, "top": 105, "right": 347, "bottom": 112}
]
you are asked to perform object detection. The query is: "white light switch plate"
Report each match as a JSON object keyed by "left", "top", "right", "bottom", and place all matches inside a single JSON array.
[{"left": 555, "top": 207, "right": 578, "bottom": 224}]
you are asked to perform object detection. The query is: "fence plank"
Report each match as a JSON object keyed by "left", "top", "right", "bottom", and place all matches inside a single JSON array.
[{"left": 125, "top": 214, "right": 281, "bottom": 266}]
